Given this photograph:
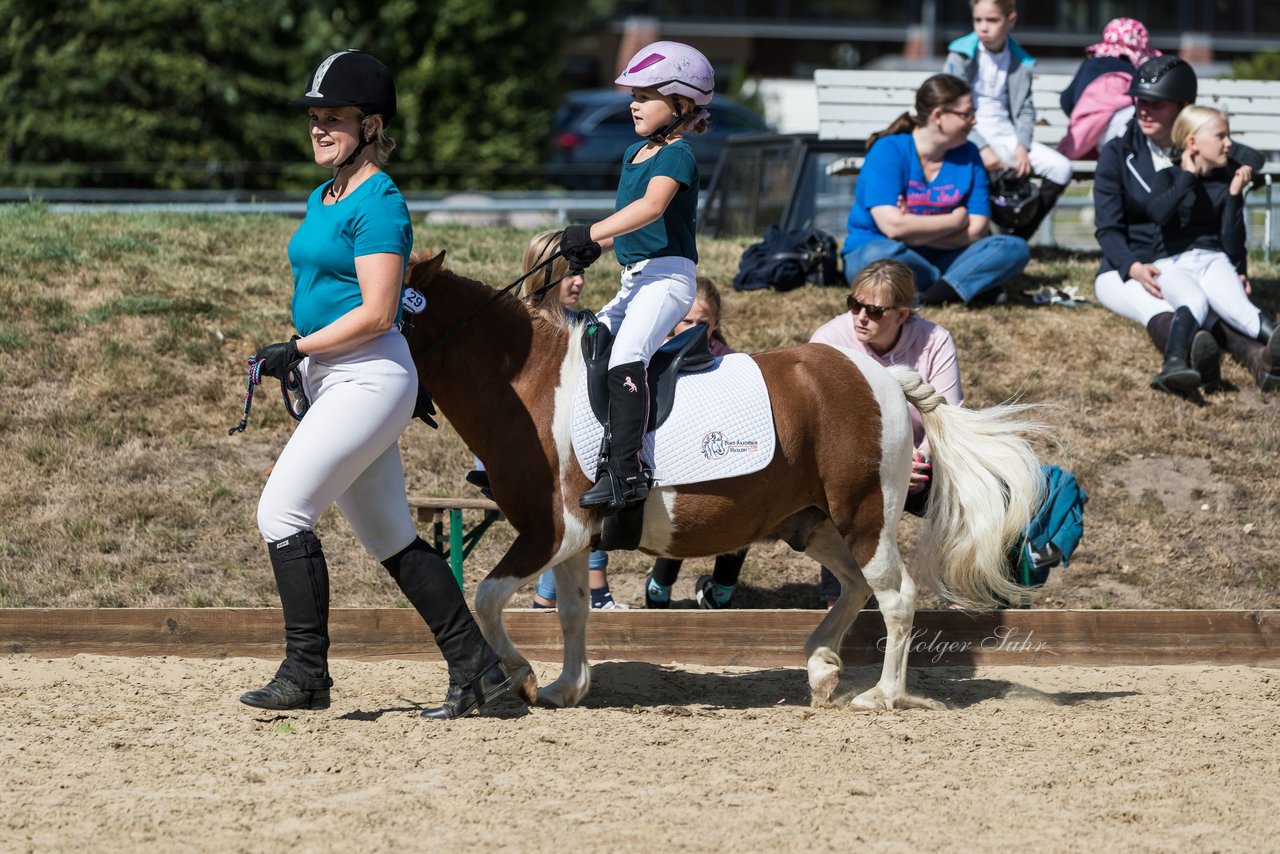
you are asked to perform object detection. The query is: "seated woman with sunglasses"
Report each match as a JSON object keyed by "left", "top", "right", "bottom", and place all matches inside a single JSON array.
[
  {"left": 841, "top": 73, "right": 1029, "bottom": 306},
  {"left": 810, "top": 259, "right": 963, "bottom": 605}
]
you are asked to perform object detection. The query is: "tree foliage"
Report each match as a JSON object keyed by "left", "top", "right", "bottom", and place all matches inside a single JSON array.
[
  {"left": 1228, "top": 51, "right": 1280, "bottom": 81},
  {"left": 0, "top": 0, "right": 615, "bottom": 189}
]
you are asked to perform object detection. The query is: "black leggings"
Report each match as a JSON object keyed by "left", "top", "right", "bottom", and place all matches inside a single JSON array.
[{"left": 652, "top": 548, "right": 748, "bottom": 587}]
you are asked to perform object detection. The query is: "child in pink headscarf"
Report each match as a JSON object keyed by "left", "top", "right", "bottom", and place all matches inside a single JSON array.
[{"left": 1057, "top": 18, "right": 1161, "bottom": 160}]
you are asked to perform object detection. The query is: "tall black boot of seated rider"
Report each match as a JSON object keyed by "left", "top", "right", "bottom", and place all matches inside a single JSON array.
[
  {"left": 1150, "top": 306, "right": 1202, "bottom": 396},
  {"left": 580, "top": 361, "right": 650, "bottom": 515}
]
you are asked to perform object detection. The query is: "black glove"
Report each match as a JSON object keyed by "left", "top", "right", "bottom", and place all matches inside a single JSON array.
[
  {"left": 254, "top": 337, "right": 302, "bottom": 381},
  {"left": 412, "top": 383, "right": 439, "bottom": 429},
  {"left": 560, "top": 224, "right": 602, "bottom": 272}
]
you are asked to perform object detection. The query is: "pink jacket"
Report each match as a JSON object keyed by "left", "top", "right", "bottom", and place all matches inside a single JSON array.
[
  {"left": 810, "top": 312, "right": 963, "bottom": 452},
  {"left": 1057, "top": 71, "right": 1133, "bottom": 160}
]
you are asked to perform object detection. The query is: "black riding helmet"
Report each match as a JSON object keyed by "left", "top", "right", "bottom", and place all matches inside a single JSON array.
[
  {"left": 1126, "top": 55, "right": 1198, "bottom": 104},
  {"left": 988, "top": 170, "right": 1042, "bottom": 231},
  {"left": 291, "top": 50, "right": 396, "bottom": 121},
  {"left": 291, "top": 50, "right": 396, "bottom": 170}
]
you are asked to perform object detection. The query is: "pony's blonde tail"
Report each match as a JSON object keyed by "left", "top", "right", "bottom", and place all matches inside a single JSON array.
[{"left": 888, "top": 366, "right": 1048, "bottom": 609}]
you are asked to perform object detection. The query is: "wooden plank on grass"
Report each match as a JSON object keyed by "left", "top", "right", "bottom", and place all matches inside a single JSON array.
[{"left": 3, "top": 609, "right": 1278, "bottom": 667}]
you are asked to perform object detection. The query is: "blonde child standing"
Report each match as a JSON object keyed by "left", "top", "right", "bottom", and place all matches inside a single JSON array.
[
  {"left": 944, "top": 0, "right": 1072, "bottom": 240},
  {"left": 560, "top": 41, "right": 714, "bottom": 515}
]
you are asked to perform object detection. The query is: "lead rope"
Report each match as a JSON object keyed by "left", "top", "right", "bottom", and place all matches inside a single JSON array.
[
  {"left": 227, "top": 357, "right": 309, "bottom": 436},
  {"left": 415, "top": 245, "right": 568, "bottom": 359}
]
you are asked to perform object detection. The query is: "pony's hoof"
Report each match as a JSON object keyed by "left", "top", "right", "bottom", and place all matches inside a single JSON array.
[
  {"left": 851, "top": 686, "right": 948, "bottom": 711},
  {"left": 810, "top": 671, "right": 840, "bottom": 707},
  {"left": 806, "top": 649, "right": 842, "bottom": 706},
  {"left": 508, "top": 666, "right": 538, "bottom": 706},
  {"left": 535, "top": 685, "right": 584, "bottom": 709}
]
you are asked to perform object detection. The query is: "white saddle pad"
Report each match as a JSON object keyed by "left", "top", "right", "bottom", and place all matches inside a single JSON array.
[{"left": 571, "top": 353, "right": 776, "bottom": 488}]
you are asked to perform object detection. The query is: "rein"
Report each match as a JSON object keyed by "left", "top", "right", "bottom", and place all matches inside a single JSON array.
[
  {"left": 413, "top": 241, "right": 569, "bottom": 360},
  {"left": 227, "top": 357, "right": 309, "bottom": 435}
]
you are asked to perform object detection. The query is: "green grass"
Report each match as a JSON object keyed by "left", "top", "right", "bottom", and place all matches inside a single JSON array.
[{"left": 0, "top": 205, "right": 1276, "bottom": 610}]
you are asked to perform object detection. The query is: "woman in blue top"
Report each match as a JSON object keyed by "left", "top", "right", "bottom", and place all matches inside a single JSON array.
[
  {"left": 842, "top": 74, "right": 1030, "bottom": 306},
  {"left": 242, "top": 51, "right": 509, "bottom": 720},
  {"left": 559, "top": 41, "right": 714, "bottom": 515}
]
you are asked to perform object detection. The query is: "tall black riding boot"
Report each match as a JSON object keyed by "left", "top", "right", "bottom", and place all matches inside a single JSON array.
[
  {"left": 1218, "top": 314, "right": 1280, "bottom": 391},
  {"left": 1150, "top": 307, "right": 1202, "bottom": 396},
  {"left": 240, "top": 531, "right": 333, "bottom": 710},
  {"left": 579, "top": 361, "right": 651, "bottom": 514},
  {"left": 1189, "top": 330, "right": 1221, "bottom": 388},
  {"left": 1012, "top": 179, "right": 1070, "bottom": 241},
  {"left": 1260, "top": 313, "right": 1280, "bottom": 392},
  {"left": 381, "top": 537, "right": 509, "bottom": 720}
]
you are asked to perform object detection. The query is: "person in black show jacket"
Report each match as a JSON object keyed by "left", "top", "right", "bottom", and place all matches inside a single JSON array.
[{"left": 1092, "top": 56, "right": 1277, "bottom": 396}]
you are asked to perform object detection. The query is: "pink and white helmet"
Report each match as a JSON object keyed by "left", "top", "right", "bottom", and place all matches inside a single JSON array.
[{"left": 614, "top": 41, "right": 714, "bottom": 107}]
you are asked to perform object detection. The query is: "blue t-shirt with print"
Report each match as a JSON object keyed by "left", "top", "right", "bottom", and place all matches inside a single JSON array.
[
  {"left": 287, "top": 171, "right": 413, "bottom": 337},
  {"left": 613, "top": 139, "right": 699, "bottom": 266},
  {"left": 842, "top": 133, "right": 990, "bottom": 255}
]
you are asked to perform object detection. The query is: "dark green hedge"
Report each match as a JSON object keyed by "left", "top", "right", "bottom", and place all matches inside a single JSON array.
[{"left": 0, "top": 0, "right": 612, "bottom": 190}]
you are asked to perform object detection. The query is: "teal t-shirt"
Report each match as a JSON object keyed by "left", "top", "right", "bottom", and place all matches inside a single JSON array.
[
  {"left": 287, "top": 171, "right": 412, "bottom": 337},
  {"left": 612, "top": 139, "right": 699, "bottom": 266}
]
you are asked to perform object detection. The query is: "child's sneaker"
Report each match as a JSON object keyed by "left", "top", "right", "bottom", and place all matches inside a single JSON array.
[
  {"left": 644, "top": 574, "right": 671, "bottom": 609},
  {"left": 695, "top": 575, "right": 733, "bottom": 609},
  {"left": 592, "top": 599, "right": 629, "bottom": 610}
]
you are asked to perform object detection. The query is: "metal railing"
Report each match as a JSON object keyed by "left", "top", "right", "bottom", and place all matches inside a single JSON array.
[{"left": 0, "top": 188, "right": 618, "bottom": 222}]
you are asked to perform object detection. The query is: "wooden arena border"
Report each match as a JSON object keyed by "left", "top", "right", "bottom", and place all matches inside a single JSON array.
[{"left": 3, "top": 609, "right": 1278, "bottom": 667}]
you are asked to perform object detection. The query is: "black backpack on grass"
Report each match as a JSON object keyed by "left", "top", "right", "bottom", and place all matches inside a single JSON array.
[{"left": 732, "top": 225, "right": 841, "bottom": 292}]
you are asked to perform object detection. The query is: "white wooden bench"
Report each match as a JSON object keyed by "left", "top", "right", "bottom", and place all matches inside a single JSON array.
[{"left": 815, "top": 69, "right": 1280, "bottom": 255}]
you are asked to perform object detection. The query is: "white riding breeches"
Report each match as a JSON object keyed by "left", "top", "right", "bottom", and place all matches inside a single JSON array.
[
  {"left": 257, "top": 330, "right": 419, "bottom": 561},
  {"left": 596, "top": 256, "right": 697, "bottom": 369},
  {"left": 1096, "top": 250, "right": 1263, "bottom": 337},
  {"left": 1095, "top": 270, "right": 1175, "bottom": 326},
  {"left": 1150, "top": 249, "right": 1263, "bottom": 337}
]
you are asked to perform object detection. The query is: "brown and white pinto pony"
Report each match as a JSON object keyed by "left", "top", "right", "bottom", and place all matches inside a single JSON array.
[{"left": 405, "top": 253, "right": 1046, "bottom": 711}]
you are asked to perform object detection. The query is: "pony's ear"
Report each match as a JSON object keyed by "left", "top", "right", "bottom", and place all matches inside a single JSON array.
[{"left": 408, "top": 249, "right": 447, "bottom": 289}]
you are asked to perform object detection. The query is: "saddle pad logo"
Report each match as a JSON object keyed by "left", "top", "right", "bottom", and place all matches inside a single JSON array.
[{"left": 701, "top": 431, "right": 761, "bottom": 460}]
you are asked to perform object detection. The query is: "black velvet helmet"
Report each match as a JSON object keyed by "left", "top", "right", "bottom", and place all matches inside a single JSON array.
[
  {"left": 290, "top": 50, "right": 397, "bottom": 122},
  {"left": 1126, "top": 55, "right": 1198, "bottom": 104}
]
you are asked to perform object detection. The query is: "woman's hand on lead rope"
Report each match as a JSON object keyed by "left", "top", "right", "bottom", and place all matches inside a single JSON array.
[{"left": 255, "top": 337, "right": 303, "bottom": 380}]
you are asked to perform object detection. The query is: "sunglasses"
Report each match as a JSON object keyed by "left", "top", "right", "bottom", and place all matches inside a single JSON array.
[{"left": 846, "top": 294, "right": 898, "bottom": 320}]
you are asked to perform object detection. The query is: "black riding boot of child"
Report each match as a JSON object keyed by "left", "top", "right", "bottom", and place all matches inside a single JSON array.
[
  {"left": 1259, "top": 313, "right": 1280, "bottom": 392},
  {"left": 381, "top": 537, "right": 510, "bottom": 720},
  {"left": 1147, "top": 311, "right": 1219, "bottom": 384},
  {"left": 1150, "top": 307, "right": 1202, "bottom": 395},
  {"left": 240, "top": 531, "right": 333, "bottom": 710},
  {"left": 579, "top": 361, "right": 651, "bottom": 515},
  {"left": 1215, "top": 314, "right": 1280, "bottom": 391},
  {"left": 1011, "top": 179, "right": 1070, "bottom": 241}
]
